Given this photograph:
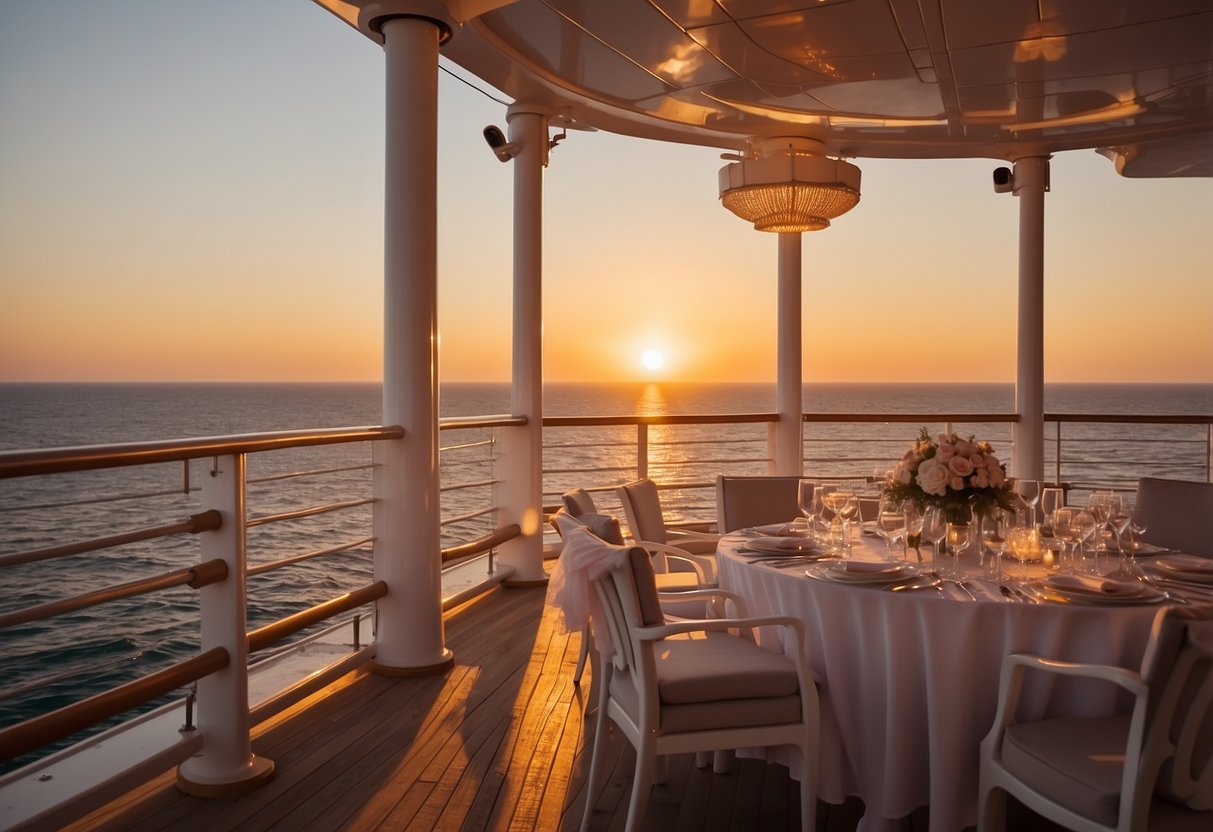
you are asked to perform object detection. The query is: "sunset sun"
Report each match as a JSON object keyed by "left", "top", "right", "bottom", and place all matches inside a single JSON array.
[{"left": 640, "top": 348, "right": 665, "bottom": 371}]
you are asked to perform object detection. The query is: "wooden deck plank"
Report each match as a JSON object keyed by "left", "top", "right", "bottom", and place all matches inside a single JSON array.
[{"left": 56, "top": 579, "right": 1079, "bottom": 832}]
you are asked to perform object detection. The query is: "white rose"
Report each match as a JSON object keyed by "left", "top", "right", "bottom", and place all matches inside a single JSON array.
[
  {"left": 916, "top": 457, "right": 949, "bottom": 496},
  {"left": 894, "top": 461, "right": 913, "bottom": 485}
]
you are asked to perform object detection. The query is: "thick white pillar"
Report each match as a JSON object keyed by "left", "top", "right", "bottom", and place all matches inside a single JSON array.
[
  {"left": 372, "top": 15, "right": 451, "bottom": 674},
  {"left": 496, "top": 106, "right": 547, "bottom": 586},
  {"left": 1013, "top": 156, "right": 1049, "bottom": 482},
  {"left": 177, "top": 454, "right": 274, "bottom": 795},
  {"left": 776, "top": 232, "right": 804, "bottom": 476}
]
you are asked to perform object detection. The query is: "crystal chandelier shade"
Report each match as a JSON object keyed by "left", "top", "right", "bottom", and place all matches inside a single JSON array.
[{"left": 718, "top": 141, "right": 862, "bottom": 233}]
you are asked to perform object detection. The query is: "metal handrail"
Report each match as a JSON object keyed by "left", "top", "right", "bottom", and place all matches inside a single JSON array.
[
  {"left": 440, "top": 524, "right": 521, "bottom": 561},
  {"left": 544, "top": 413, "right": 780, "bottom": 427},
  {"left": 0, "top": 510, "right": 221, "bottom": 567},
  {"left": 0, "top": 425, "right": 404, "bottom": 479},
  {"left": 440, "top": 415, "right": 525, "bottom": 430},
  {"left": 0, "top": 647, "right": 230, "bottom": 762},
  {"left": 247, "top": 582, "right": 388, "bottom": 654},
  {"left": 0, "top": 559, "right": 228, "bottom": 630},
  {"left": 803, "top": 412, "right": 1019, "bottom": 423}
]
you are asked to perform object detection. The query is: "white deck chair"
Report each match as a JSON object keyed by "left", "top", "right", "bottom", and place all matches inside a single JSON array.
[
  {"left": 1134, "top": 478, "right": 1213, "bottom": 557},
  {"left": 616, "top": 478, "right": 720, "bottom": 583},
  {"left": 978, "top": 606, "right": 1213, "bottom": 831},
  {"left": 578, "top": 527, "right": 819, "bottom": 832},
  {"left": 715, "top": 474, "right": 808, "bottom": 533}
]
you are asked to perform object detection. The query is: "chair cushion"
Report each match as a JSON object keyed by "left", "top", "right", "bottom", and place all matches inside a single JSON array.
[
  {"left": 653, "top": 572, "right": 699, "bottom": 592},
  {"left": 581, "top": 513, "right": 624, "bottom": 545},
  {"left": 654, "top": 631, "right": 800, "bottom": 704},
  {"left": 561, "top": 488, "right": 598, "bottom": 517},
  {"left": 628, "top": 546, "right": 666, "bottom": 627},
  {"left": 1001, "top": 715, "right": 1128, "bottom": 827}
]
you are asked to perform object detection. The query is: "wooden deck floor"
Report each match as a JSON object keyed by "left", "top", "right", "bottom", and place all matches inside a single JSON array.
[{"left": 63, "top": 583, "right": 1054, "bottom": 832}]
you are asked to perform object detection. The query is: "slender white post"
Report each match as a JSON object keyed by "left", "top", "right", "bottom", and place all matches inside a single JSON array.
[
  {"left": 495, "top": 106, "right": 548, "bottom": 586},
  {"left": 373, "top": 15, "right": 451, "bottom": 674},
  {"left": 776, "top": 232, "right": 804, "bottom": 476},
  {"left": 1013, "top": 156, "right": 1049, "bottom": 482},
  {"left": 177, "top": 453, "right": 273, "bottom": 795}
]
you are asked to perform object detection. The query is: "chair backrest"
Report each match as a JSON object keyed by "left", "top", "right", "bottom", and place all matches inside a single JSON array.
[
  {"left": 715, "top": 475, "right": 806, "bottom": 533},
  {"left": 550, "top": 507, "right": 624, "bottom": 546},
  {"left": 589, "top": 538, "right": 662, "bottom": 679},
  {"left": 1135, "top": 478, "right": 1213, "bottom": 557},
  {"left": 561, "top": 488, "right": 599, "bottom": 517},
  {"left": 1137, "top": 607, "right": 1213, "bottom": 812},
  {"left": 617, "top": 478, "right": 668, "bottom": 542}
]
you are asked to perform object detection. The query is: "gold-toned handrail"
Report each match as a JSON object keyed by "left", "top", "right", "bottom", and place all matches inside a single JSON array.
[
  {"left": 0, "top": 425, "right": 404, "bottom": 479},
  {"left": 440, "top": 415, "right": 526, "bottom": 430},
  {"left": 544, "top": 413, "right": 779, "bottom": 427},
  {"left": 247, "top": 581, "right": 388, "bottom": 654},
  {"left": 0, "top": 559, "right": 229, "bottom": 630},
  {"left": 802, "top": 413, "right": 1020, "bottom": 423},
  {"left": 440, "top": 524, "right": 521, "bottom": 561},
  {"left": 0, "top": 647, "right": 229, "bottom": 762},
  {"left": 0, "top": 510, "right": 221, "bottom": 567}
]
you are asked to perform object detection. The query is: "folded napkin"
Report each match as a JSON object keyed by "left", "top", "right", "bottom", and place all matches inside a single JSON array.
[
  {"left": 752, "top": 522, "right": 809, "bottom": 537},
  {"left": 1154, "top": 554, "right": 1213, "bottom": 574},
  {"left": 751, "top": 535, "right": 816, "bottom": 551},
  {"left": 1046, "top": 574, "right": 1150, "bottom": 597},
  {"left": 835, "top": 560, "right": 904, "bottom": 575}
]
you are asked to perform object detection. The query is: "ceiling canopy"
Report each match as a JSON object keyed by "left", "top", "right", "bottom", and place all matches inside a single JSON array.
[{"left": 314, "top": 0, "right": 1213, "bottom": 177}]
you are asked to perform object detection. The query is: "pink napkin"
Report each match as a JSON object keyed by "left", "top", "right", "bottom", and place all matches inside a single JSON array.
[
  {"left": 836, "top": 560, "right": 903, "bottom": 575},
  {"left": 751, "top": 535, "right": 815, "bottom": 551},
  {"left": 753, "top": 522, "right": 808, "bottom": 537},
  {"left": 1155, "top": 554, "right": 1213, "bottom": 574},
  {"left": 1046, "top": 574, "right": 1149, "bottom": 597}
]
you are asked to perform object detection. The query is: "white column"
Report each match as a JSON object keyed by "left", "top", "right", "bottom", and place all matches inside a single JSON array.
[
  {"left": 496, "top": 107, "right": 547, "bottom": 586},
  {"left": 177, "top": 454, "right": 274, "bottom": 795},
  {"left": 1013, "top": 156, "right": 1049, "bottom": 482},
  {"left": 372, "top": 15, "right": 451, "bottom": 674},
  {"left": 776, "top": 232, "right": 804, "bottom": 476}
]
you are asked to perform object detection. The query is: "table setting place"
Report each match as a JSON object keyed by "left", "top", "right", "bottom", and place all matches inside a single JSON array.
[{"left": 729, "top": 429, "right": 1213, "bottom": 606}]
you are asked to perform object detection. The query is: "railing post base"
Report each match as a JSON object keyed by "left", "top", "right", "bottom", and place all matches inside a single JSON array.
[
  {"left": 371, "top": 651, "right": 454, "bottom": 677},
  {"left": 176, "top": 755, "right": 275, "bottom": 798}
]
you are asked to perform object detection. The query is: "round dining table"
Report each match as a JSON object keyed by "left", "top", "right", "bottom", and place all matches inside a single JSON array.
[{"left": 716, "top": 529, "right": 1171, "bottom": 832}]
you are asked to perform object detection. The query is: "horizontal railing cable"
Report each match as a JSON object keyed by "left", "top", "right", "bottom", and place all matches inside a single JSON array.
[
  {"left": 440, "top": 507, "right": 497, "bottom": 527},
  {"left": 246, "top": 498, "right": 375, "bottom": 528},
  {"left": 440, "top": 438, "right": 495, "bottom": 453},
  {"left": 248, "top": 463, "right": 374, "bottom": 484},
  {"left": 247, "top": 582, "right": 387, "bottom": 654},
  {"left": 248, "top": 537, "right": 374, "bottom": 577},
  {"left": 440, "top": 478, "right": 499, "bottom": 493}
]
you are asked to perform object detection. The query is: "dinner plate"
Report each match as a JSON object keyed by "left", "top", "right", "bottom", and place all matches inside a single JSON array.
[
  {"left": 806, "top": 560, "right": 919, "bottom": 586},
  {"left": 1150, "top": 554, "right": 1213, "bottom": 584},
  {"left": 1039, "top": 576, "right": 1166, "bottom": 605},
  {"left": 744, "top": 536, "right": 822, "bottom": 556},
  {"left": 1117, "top": 541, "right": 1170, "bottom": 556}
]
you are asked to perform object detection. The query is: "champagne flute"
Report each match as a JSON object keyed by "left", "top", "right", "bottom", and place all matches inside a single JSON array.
[
  {"left": 945, "top": 507, "right": 972, "bottom": 581},
  {"left": 920, "top": 506, "right": 947, "bottom": 570},
  {"left": 1013, "top": 479, "right": 1041, "bottom": 526},
  {"left": 981, "top": 509, "right": 1010, "bottom": 580},
  {"left": 1071, "top": 509, "right": 1098, "bottom": 574}
]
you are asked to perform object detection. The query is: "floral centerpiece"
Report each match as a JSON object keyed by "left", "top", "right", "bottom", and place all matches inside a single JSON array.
[{"left": 881, "top": 428, "right": 1019, "bottom": 523}]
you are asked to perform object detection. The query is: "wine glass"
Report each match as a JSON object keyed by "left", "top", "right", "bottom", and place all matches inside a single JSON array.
[
  {"left": 945, "top": 507, "right": 972, "bottom": 580},
  {"left": 981, "top": 509, "right": 1011, "bottom": 580},
  {"left": 838, "top": 482, "right": 860, "bottom": 548},
  {"left": 920, "top": 506, "right": 947, "bottom": 570},
  {"left": 876, "top": 497, "right": 906, "bottom": 560},
  {"left": 1013, "top": 479, "right": 1041, "bottom": 526},
  {"left": 797, "top": 479, "right": 816, "bottom": 530},
  {"left": 1039, "top": 487, "right": 1064, "bottom": 531},
  {"left": 819, "top": 483, "right": 848, "bottom": 553},
  {"left": 1070, "top": 509, "right": 1098, "bottom": 574},
  {"left": 1107, "top": 499, "right": 1133, "bottom": 576},
  {"left": 1127, "top": 506, "right": 1149, "bottom": 553}
]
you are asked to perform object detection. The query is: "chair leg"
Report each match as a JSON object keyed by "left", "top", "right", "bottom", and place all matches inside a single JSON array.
[
  {"left": 624, "top": 741, "right": 656, "bottom": 832},
  {"left": 573, "top": 624, "right": 590, "bottom": 684},
  {"left": 977, "top": 783, "right": 1007, "bottom": 832},
  {"left": 653, "top": 754, "right": 668, "bottom": 785},
  {"left": 798, "top": 765, "right": 815, "bottom": 832},
  {"left": 712, "top": 749, "right": 731, "bottom": 774},
  {"left": 579, "top": 673, "right": 613, "bottom": 831}
]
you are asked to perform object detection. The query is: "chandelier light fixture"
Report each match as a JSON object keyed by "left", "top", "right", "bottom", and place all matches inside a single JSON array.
[{"left": 719, "top": 138, "right": 861, "bottom": 232}]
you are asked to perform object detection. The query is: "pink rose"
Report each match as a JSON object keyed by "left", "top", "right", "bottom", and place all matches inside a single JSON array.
[
  {"left": 969, "top": 453, "right": 985, "bottom": 468},
  {"left": 955, "top": 440, "right": 976, "bottom": 457},
  {"left": 988, "top": 466, "right": 1006, "bottom": 487},
  {"left": 948, "top": 456, "right": 974, "bottom": 477},
  {"left": 936, "top": 444, "right": 956, "bottom": 462},
  {"left": 949, "top": 476, "right": 966, "bottom": 491},
  {"left": 972, "top": 469, "right": 990, "bottom": 488}
]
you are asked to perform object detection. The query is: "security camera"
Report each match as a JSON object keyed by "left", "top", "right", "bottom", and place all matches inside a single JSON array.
[
  {"left": 483, "top": 125, "right": 519, "bottom": 162},
  {"left": 992, "top": 166, "right": 1014, "bottom": 193}
]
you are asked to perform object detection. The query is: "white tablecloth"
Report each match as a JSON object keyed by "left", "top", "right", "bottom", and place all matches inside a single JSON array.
[{"left": 717, "top": 532, "right": 1164, "bottom": 832}]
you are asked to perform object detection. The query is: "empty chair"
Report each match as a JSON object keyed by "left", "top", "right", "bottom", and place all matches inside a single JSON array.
[
  {"left": 616, "top": 478, "right": 720, "bottom": 583},
  {"left": 978, "top": 606, "right": 1213, "bottom": 831},
  {"left": 1134, "top": 478, "right": 1213, "bottom": 557},
  {"left": 574, "top": 525, "right": 819, "bottom": 832},
  {"left": 715, "top": 474, "right": 808, "bottom": 533},
  {"left": 560, "top": 486, "right": 600, "bottom": 518}
]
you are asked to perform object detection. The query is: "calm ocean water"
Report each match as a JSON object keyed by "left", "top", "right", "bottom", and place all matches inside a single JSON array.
[{"left": 1, "top": 381, "right": 1210, "bottom": 770}]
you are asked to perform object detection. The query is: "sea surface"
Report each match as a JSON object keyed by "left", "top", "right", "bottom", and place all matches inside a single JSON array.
[{"left": 1, "top": 381, "right": 1210, "bottom": 771}]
